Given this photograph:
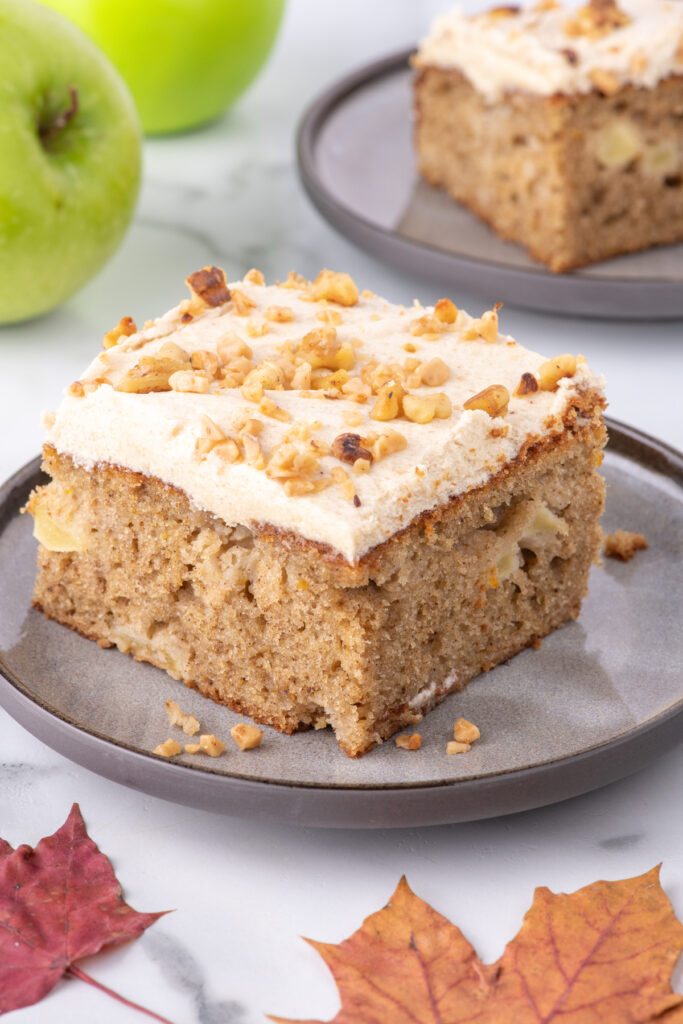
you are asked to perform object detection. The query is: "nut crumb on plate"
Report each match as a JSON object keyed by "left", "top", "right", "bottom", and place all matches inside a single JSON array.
[
  {"left": 395, "top": 733, "right": 423, "bottom": 750},
  {"left": 230, "top": 723, "right": 264, "bottom": 750}
]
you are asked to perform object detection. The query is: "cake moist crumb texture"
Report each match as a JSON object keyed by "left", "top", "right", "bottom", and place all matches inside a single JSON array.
[{"left": 29, "top": 267, "right": 606, "bottom": 756}]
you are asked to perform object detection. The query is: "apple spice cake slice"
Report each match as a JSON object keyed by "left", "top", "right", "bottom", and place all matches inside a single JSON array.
[
  {"left": 413, "top": 0, "right": 683, "bottom": 272},
  {"left": 28, "top": 267, "right": 606, "bottom": 757}
]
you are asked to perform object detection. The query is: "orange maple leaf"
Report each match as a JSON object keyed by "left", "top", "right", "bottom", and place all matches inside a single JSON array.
[{"left": 272, "top": 866, "right": 683, "bottom": 1024}]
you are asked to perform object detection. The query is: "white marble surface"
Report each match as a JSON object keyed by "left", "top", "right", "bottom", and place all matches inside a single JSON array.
[{"left": 1, "top": 1, "right": 682, "bottom": 1020}]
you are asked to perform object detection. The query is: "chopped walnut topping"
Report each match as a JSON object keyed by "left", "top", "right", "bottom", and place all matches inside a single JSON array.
[
  {"left": 453, "top": 718, "right": 480, "bottom": 744},
  {"left": 185, "top": 265, "right": 231, "bottom": 309},
  {"left": 604, "top": 529, "right": 648, "bottom": 561},
  {"left": 195, "top": 414, "right": 226, "bottom": 457},
  {"left": 461, "top": 305, "right": 500, "bottom": 343},
  {"left": 463, "top": 384, "right": 510, "bottom": 418},
  {"left": 246, "top": 318, "right": 269, "bottom": 338},
  {"left": 165, "top": 699, "right": 200, "bottom": 736},
  {"left": 395, "top": 733, "right": 422, "bottom": 750},
  {"left": 244, "top": 268, "right": 265, "bottom": 286},
  {"left": 403, "top": 342, "right": 417, "bottom": 353},
  {"left": 267, "top": 441, "right": 322, "bottom": 482},
  {"left": 213, "top": 438, "right": 242, "bottom": 463},
  {"left": 367, "top": 428, "right": 407, "bottom": 461},
  {"left": 158, "top": 341, "right": 190, "bottom": 364},
  {"left": 278, "top": 270, "right": 310, "bottom": 290},
  {"left": 341, "top": 378, "right": 371, "bottom": 404},
  {"left": 116, "top": 354, "right": 190, "bottom": 394},
  {"left": 316, "top": 308, "right": 343, "bottom": 325},
  {"left": 446, "top": 741, "right": 471, "bottom": 755},
  {"left": 153, "top": 738, "right": 182, "bottom": 758},
  {"left": 231, "top": 289, "right": 257, "bottom": 317},
  {"left": 217, "top": 333, "right": 252, "bottom": 364},
  {"left": 169, "top": 369, "right": 211, "bottom": 394},
  {"left": 353, "top": 458, "right": 371, "bottom": 475},
  {"left": 230, "top": 723, "right": 264, "bottom": 750},
  {"left": 589, "top": 68, "right": 621, "bottom": 95},
  {"left": 564, "top": 0, "right": 631, "bottom": 39},
  {"left": 67, "top": 380, "right": 85, "bottom": 397},
  {"left": 291, "top": 362, "right": 312, "bottom": 390},
  {"left": 102, "top": 316, "right": 137, "bottom": 349},
  {"left": 296, "top": 327, "right": 355, "bottom": 372},
  {"left": 537, "top": 354, "right": 577, "bottom": 391},
  {"left": 406, "top": 357, "right": 450, "bottom": 388},
  {"left": 332, "top": 433, "right": 373, "bottom": 465},
  {"left": 370, "top": 381, "right": 405, "bottom": 422},
  {"left": 191, "top": 349, "right": 219, "bottom": 377},
  {"left": 241, "top": 433, "right": 266, "bottom": 469},
  {"left": 409, "top": 314, "right": 444, "bottom": 339},
  {"left": 243, "top": 360, "right": 286, "bottom": 392},
  {"left": 403, "top": 393, "right": 452, "bottom": 424},
  {"left": 260, "top": 397, "right": 290, "bottom": 421},
  {"left": 330, "top": 466, "right": 356, "bottom": 501},
  {"left": 433, "top": 298, "right": 458, "bottom": 324},
  {"left": 311, "top": 269, "right": 359, "bottom": 306},
  {"left": 265, "top": 305, "right": 295, "bottom": 323},
  {"left": 515, "top": 372, "right": 539, "bottom": 396},
  {"left": 219, "top": 355, "right": 254, "bottom": 389},
  {"left": 343, "top": 409, "right": 365, "bottom": 427}
]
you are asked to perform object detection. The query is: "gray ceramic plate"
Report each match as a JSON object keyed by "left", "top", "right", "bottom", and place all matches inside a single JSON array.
[
  {"left": 297, "top": 50, "right": 683, "bottom": 320},
  {"left": 1, "top": 420, "right": 681, "bottom": 828}
]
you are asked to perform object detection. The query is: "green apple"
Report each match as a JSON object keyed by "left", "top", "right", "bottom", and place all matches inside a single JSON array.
[
  {"left": 0, "top": 0, "right": 141, "bottom": 324},
  {"left": 38, "top": 0, "right": 286, "bottom": 135}
]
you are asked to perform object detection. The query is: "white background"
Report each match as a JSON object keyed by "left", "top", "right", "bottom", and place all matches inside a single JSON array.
[{"left": 1, "top": 2, "right": 682, "bottom": 1021}]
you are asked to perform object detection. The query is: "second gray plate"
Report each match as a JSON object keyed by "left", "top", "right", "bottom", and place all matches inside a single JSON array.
[
  {"left": 0, "top": 421, "right": 681, "bottom": 828},
  {"left": 297, "top": 50, "right": 683, "bottom": 320}
]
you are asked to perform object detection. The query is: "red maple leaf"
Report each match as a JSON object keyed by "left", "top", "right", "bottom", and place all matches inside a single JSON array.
[{"left": 0, "top": 803, "right": 167, "bottom": 1015}]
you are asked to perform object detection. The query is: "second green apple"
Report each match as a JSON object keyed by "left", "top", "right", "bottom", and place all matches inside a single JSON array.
[{"left": 40, "top": 0, "right": 286, "bottom": 135}]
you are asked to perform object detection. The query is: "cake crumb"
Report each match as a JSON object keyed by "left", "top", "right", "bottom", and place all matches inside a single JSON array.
[
  {"left": 446, "top": 740, "right": 471, "bottom": 755},
  {"left": 165, "top": 698, "right": 200, "bottom": 736},
  {"left": 604, "top": 529, "right": 648, "bottom": 562},
  {"left": 395, "top": 733, "right": 422, "bottom": 750},
  {"left": 453, "top": 717, "right": 481, "bottom": 743},
  {"left": 153, "top": 739, "right": 182, "bottom": 758},
  {"left": 230, "top": 723, "right": 264, "bottom": 750}
]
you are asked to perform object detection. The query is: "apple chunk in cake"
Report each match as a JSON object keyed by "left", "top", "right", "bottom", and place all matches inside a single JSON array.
[{"left": 29, "top": 266, "right": 606, "bottom": 756}]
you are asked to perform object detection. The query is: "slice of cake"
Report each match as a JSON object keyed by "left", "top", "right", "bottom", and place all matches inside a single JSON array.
[
  {"left": 28, "top": 267, "right": 606, "bottom": 757},
  {"left": 413, "top": 0, "right": 683, "bottom": 272}
]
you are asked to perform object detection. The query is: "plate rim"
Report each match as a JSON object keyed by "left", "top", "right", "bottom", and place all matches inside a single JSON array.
[
  {"left": 296, "top": 48, "right": 683, "bottom": 319},
  {"left": 1, "top": 419, "right": 681, "bottom": 825}
]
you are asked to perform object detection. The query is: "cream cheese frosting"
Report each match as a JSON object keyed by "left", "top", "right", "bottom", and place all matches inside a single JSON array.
[
  {"left": 45, "top": 270, "right": 604, "bottom": 563},
  {"left": 414, "top": 0, "right": 683, "bottom": 103}
]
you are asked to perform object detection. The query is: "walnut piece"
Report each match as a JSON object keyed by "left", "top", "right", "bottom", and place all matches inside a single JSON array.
[
  {"left": 403, "top": 393, "right": 452, "bottom": 425},
  {"left": 453, "top": 718, "right": 481, "bottom": 744},
  {"left": 537, "top": 354, "right": 577, "bottom": 391},
  {"left": 515, "top": 372, "right": 539, "bottom": 396},
  {"left": 153, "top": 738, "right": 182, "bottom": 758},
  {"left": 185, "top": 265, "right": 231, "bottom": 308},
  {"left": 165, "top": 699, "right": 200, "bottom": 736},
  {"left": 331, "top": 433, "right": 373, "bottom": 465},
  {"left": 311, "top": 269, "right": 359, "bottom": 306},
  {"left": 604, "top": 529, "right": 648, "bottom": 562},
  {"left": 446, "top": 741, "right": 471, "bottom": 755},
  {"left": 198, "top": 734, "right": 226, "bottom": 757},
  {"left": 230, "top": 723, "right": 264, "bottom": 751},
  {"left": 463, "top": 384, "right": 510, "bottom": 418},
  {"left": 102, "top": 316, "right": 137, "bottom": 349},
  {"left": 116, "top": 354, "right": 190, "bottom": 394},
  {"left": 395, "top": 733, "right": 422, "bottom": 750}
]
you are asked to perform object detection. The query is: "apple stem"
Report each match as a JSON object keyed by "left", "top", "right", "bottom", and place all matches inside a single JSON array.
[
  {"left": 67, "top": 965, "right": 177, "bottom": 1024},
  {"left": 39, "top": 86, "right": 79, "bottom": 147}
]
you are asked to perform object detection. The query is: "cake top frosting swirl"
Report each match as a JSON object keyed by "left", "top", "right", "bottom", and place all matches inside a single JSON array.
[
  {"left": 45, "top": 267, "right": 604, "bottom": 563},
  {"left": 414, "top": 0, "right": 683, "bottom": 103}
]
